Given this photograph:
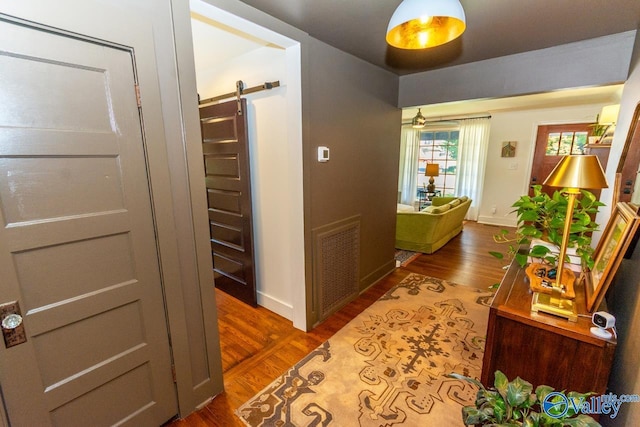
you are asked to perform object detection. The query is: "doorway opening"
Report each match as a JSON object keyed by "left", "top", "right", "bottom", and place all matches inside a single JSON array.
[{"left": 188, "top": 1, "right": 306, "bottom": 330}]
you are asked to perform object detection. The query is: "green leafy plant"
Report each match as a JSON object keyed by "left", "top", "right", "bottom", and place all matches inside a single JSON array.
[
  {"left": 589, "top": 115, "right": 608, "bottom": 137},
  {"left": 448, "top": 370, "right": 601, "bottom": 426},
  {"left": 489, "top": 185, "right": 604, "bottom": 271}
]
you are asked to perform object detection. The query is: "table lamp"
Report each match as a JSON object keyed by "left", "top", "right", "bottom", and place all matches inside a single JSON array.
[
  {"left": 529, "top": 155, "right": 608, "bottom": 321},
  {"left": 425, "top": 163, "right": 440, "bottom": 192}
]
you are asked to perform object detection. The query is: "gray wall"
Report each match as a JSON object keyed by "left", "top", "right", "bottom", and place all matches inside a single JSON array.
[
  {"left": 304, "top": 38, "right": 401, "bottom": 325},
  {"left": 399, "top": 31, "right": 636, "bottom": 107}
]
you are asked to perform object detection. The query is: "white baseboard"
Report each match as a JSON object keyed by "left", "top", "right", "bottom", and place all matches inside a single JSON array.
[
  {"left": 477, "top": 215, "right": 517, "bottom": 227},
  {"left": 257, "top": 290, "right": 293, "bottom": 321}
]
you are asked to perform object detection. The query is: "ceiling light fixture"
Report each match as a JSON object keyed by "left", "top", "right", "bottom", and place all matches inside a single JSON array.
[
  {"left": 412, "top": 108, "right": 427, "bottom": 128},
  {"left": 386, "top": 0, "right": 466, "bottom": 49}
]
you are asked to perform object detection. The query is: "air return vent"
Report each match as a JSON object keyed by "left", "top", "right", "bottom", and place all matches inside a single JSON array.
[{"left": 313, "top": 216, "right": 360, "bottom": 323}]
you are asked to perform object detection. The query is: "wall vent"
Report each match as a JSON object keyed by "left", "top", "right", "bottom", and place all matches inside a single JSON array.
[{"left": 312, "top": 216, "right": 360, "bottom": 323}]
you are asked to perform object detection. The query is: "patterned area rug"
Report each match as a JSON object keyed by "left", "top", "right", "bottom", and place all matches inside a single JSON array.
[
  {"left": 394, "top": 249, "right": 421, "bottom": 267},
  {"left": 236, "top": 273, "right": 494, "bottom": 426}
]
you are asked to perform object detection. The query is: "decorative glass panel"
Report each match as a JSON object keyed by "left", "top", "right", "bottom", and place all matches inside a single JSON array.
[
  {"left": 559, "top": 132, "right": 575, "bottom": 155},
  {"left": 546, "top": 131, "right": 589, "bottom": 156},
  {"left": 546, "top": 133, "right": 560, "bottom": 155},
  {"left": 572, "top": 132, "right": 588, "bottom": 154}
]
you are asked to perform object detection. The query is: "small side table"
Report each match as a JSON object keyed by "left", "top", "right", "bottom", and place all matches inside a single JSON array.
[{"left": 417, "top": 189, "right": 441, "bottom": 210}]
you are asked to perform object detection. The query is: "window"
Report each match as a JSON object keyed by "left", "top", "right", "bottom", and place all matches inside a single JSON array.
[
  {"left": 545, "top": 131, "right": 588, "bottom": 155},
  {"left": 417, "top": 129, "right": 458, "bottom": 196}
]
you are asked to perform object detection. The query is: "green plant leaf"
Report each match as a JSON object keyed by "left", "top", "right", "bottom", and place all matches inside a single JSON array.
[
  {"left": 505, "top": 376, "right": 533, "bottom": 407},
  {"left": 494, "top": 398, "right": 507, "bottom": 423},
  {"left": 447, "top": 372, "right": 484, "bottom": 389},
  {"left": 515, "top": 252, "right": 528, "bottom": 268},
  {"left": 461, "top": 406, "right": 489, "bottom": 425},
  {"left": 494, "top": 371, "right": 509, "bottom": 395},
  {"left": 521, "top": 226, "right": 542, "bottom": 236},
  {"left": 520, "top": 210, "right": 540, "bottom": 222},
  {"left": 535, "top": 385, "right": 554, "bottom": 403},
  {"left": 529, "top": 245, "right": 551, "bottom": 258},
  {"left": 524, "top": 412, "right": 541, "bottom": 427},
  {"left": 489, "top": 251, "right": 505, "bottom": 260}
]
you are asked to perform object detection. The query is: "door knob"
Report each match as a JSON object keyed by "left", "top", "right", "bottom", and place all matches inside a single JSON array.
[
  {"left": 1, "top": 313, "right": 22, "bottom": 329},
  {"left": 1, "top": 301, "right": 27, "bottom": 348}
]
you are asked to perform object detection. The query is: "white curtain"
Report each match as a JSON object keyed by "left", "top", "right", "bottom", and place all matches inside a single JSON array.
[
  {"left": 455, "top": 117, "right": 491, "bottom": 220},
  {"left": 397, "top": 126, "right": 420, "bottom": 206}
]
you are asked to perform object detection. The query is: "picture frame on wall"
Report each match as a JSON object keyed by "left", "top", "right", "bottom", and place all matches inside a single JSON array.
[
  {"left": 501, "top": 141, "right": 517, "bottom": 157},
  {"left": 584, "top": 202, "right": 640, "bottom": 312}
]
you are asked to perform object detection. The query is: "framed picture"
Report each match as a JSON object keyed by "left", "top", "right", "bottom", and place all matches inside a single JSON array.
[
  {"left": 585, "top": 202, "right": 640, "bottom": 312},
  {"left": 501, "top": 141, "right": 517, "bottom": 157}
]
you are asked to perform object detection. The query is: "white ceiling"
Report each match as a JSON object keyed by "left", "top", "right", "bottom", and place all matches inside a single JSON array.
[
  {"left": 190, "top": 11, "right": 268, "bottom": 73},
  {"left": 403, "top": 85, "right": 624, "bottom": 120}
]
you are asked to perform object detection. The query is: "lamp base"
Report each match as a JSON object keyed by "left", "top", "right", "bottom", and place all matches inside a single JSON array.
[
  {"left": 531, "top": 292, "right": 578, "bottom": 322},
  {"left": 525, "top": 263, "right": 576, "bottom": 299},
  {"left": 426, "top": 176, "right": 436, "bottom": 193}
]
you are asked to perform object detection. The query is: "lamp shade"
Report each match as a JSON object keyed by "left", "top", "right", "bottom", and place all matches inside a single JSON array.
[
  {"left": 598, "top": 104, "right": 620, "bottom": 125},
  {"left": 543, "top": 155, "right": 608, "bottom": 190},
  {"left": 425, "top": 163, "right": 440, "bottom": 177},
  {"left": 412, "top": 108, "right": 426, "bottom": 128},
  {"left": 386, "top": 0, "right": 466, "bottom": 49}
]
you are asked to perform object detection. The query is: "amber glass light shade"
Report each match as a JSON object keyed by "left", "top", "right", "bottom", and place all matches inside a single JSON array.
[{"left": 386, "top": 0, "right": 466, "bottom": 49}]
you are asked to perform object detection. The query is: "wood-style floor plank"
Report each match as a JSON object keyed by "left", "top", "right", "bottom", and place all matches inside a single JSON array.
[{"left": 167, "top": 221, "right": 510, "bottom": 426}]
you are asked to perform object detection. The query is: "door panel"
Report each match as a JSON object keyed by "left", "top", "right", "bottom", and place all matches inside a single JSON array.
[
  {"left": 0, "top": 16, "right": 177, "bottom": 426},
  {"left": 200, "top": 100, "right": 257, "bottom": 306},
  {"left": 530, "top": 124, "right": 599, "bottom": 196}
]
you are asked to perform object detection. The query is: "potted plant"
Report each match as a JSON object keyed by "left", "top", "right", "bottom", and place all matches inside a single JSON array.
[
  {"left": 448, "top": 370, "right": 601, "bottom": 426},
  {"left": 490, "top": 185, "right": 604, "bottom": 272},
  {"left": 588, "top": 114, "right": 608, "bottom": 144}
]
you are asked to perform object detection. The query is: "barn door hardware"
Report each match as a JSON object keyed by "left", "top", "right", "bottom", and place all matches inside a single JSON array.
[{"left": 199, "top": 80, "right": 281, "bottom": 114}]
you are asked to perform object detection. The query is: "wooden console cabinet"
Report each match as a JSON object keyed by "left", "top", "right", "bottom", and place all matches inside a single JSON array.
[{"left": 481, "top": 259, "right": 616, "bottom": 397}]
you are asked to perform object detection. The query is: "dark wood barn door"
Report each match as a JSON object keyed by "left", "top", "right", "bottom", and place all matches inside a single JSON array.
[{"left": 200, "top": 99, "right": 257, "bottom": 306}]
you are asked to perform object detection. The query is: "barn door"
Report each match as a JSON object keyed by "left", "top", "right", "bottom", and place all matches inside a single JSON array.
[
  {"left": 200, "top": 99, "right": 257, "bottom": 307},
  {"left": 0, "top": 16, "right": 177, "bottom": 426}
]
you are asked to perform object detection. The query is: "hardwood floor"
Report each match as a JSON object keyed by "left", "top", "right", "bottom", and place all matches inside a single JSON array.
[{"left": 167, "top": 221, "right": 510, "bottom": 426}]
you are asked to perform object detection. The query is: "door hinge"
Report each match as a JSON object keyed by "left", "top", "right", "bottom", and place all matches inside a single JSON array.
[
  {"left": 134, "top": 84, "right": 141, "bottom": 107},
  {"left": 171, "top": 364, "right": 177, "bottom": 383}
]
